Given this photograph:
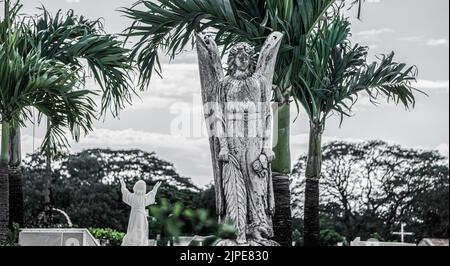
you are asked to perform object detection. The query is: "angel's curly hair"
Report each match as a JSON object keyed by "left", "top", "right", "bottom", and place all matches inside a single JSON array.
[{"left": 227, "top": 42, "right": 256, "bottom": 78}]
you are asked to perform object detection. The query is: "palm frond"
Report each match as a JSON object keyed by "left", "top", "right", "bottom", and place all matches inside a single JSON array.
[
  {"left": 31, "top": 7, "right": 134, "bottom": 116},
  {"left": 293, "top": 16, "right": 420, "bottom": 126},
  {"left": 0, "top": 4, "right": 96, "bottom": 154},
  {"left": 122, "top": 0, "right": 337, "bottom": 91}
]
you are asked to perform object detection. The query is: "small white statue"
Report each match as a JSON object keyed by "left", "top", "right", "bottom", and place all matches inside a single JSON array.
[{"left": 120, "top": 178, "right": 162, "bottom": 246}]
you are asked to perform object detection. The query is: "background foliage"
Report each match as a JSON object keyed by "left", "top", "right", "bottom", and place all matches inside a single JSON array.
[
  {"left": 20, "top": 143, "right": 449, "bottom": 246},
  {"left": 292, "top": 141, "right": 449, "bottom": 245}
]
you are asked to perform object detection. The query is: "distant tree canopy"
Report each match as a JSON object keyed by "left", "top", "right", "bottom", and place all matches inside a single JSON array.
[
  {"left": 292, "top": 141, "right": 449, "bottom": 244},
  {"left": 23, "top": 149, "right": 205, "bottom": 231}
]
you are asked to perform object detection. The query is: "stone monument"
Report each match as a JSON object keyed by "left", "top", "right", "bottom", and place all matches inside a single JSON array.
[
  {"left": 196, "top": 31, "right": 283, "bottom": 246},
  {"left": 120, "top": 178, "right": 162, "bottom": 246},
  {"left": 19, "top": 228, "right": 100, "bottom": 246}
]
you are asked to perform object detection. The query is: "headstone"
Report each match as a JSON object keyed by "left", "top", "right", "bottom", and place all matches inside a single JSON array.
[
  {"left": 148, "top": 239, "right": 157, "bottom": 246},
  {"left": 418, "top": 238, "right": 449, "bottom": 246},
  {"left": 19, "top": 228, "right": 100, "bottom": 246},
  {"left": 350, "top": 237, "right": 416, "bottom": 247},
  {"left": 173, "top": 236, "right": 196, "bottom": 246},
  {"left": 392, "top": 223, "right": 414, "bottom": 243},
  {"left": 188, "top": 235, "right": 218, "bottom": 246}
]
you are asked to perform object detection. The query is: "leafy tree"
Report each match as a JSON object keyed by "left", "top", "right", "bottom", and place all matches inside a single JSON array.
[
  {"left": 194, "top": 184, "right": 217, "bottom": 217},
  {"left": 320, "top": 229, "right": 344, "bottom": 246},
  {"left": 297, "top": 16, "right": 420, "bottom": 245},
  {"left": 292, "top": 141, "right": 449, "bottom": 243},
  {"left": 4, "top": 0, "right": 134, "bottom": 229}
]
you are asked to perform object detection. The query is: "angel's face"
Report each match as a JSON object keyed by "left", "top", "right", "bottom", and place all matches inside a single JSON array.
[{"left": 234, "top": 52, "right": 251, "bottom": 72}]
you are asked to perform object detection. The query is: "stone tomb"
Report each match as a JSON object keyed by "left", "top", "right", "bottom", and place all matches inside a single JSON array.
[
  {"left": 19, "top": 228, "right": 100, "bottom": 246},
  {"left": 350, "top": 237, "right": 416, "bottom": 247}
]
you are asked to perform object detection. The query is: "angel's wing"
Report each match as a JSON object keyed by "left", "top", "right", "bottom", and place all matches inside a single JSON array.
[
  {"left": 196, "top": 32, "right": 224, "bottom": 102},
  {"left": 256, "top": 32, "right": 284, "bottom": 83},
  {"left": 196, "top": 32, "right": 226, "bottom": 217}
]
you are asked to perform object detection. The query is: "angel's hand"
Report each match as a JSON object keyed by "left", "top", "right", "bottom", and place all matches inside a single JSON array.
[
  {"left": 264, "top": 149, "right": 276, "bottom": 162},
  {"left": 197, "top": 32, "right": 215, "bottom": 48},
  {"left": 219, "top": 148, "right": 230, "bottom": 162},
  {"left": 152, "top": 181, "right": 163, "bottom": 193}
]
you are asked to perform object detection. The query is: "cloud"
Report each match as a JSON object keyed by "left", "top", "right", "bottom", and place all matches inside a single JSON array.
[
  {"left": 399, "top": 36, "right": 423, "bottom": 42},
  {"left": 353, "top": 28, "right": 395, "bottom": 44},
  {"left": 354, "top": 28, "right": 395, "bottom": 37},
  {"left": 426, "top": 39, "right": 449, "bottom": 47},
  {"left": 290, "top": 134, "right": 367, "bottom": 159},
  {"left": 78, "top": 128, "right": 206, "bottom": 150},
  {"left": 291, "top": 134, "right": 366, "bottom": 147},
  {"left": 291, "top": 134, "right": 449, "bottom": 161},
  {"left": 436, "top": 144, "right": 449, "bottom": 157},
  {"left": 19, "top": 128, "right": 214, "bottom": 187},
  {"left": 127, "top": 96, "right": 175, "bottom": 111},
  {"left": 76, "top": 128, "right": 213, "bottom": 186},
  {"left": 147, "top": 63, "right": 201, "bottom": 98},
  {"left": 415, "top": 79, "right": 449, "bottom": 94}
]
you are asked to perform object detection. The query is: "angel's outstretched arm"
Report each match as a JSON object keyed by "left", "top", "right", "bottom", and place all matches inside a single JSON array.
[
  {"left": 256, "top": 32, "right": 284, "bottom": 83},
  {"left": 120, "top": 178, "right": 132, "bottom": 206},
  {"left": 145, "top": 181, "right": 162, "bottom": 206}
]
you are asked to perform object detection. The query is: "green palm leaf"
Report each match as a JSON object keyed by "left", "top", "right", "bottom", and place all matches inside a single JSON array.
[
  {"left": 0, "top": 1, "right": 96, "bottom": 154},
  {"left": 31, "top": 7, "right": 134, "bottom": 116},
  {"left": 121, "top": 0, "right": 340, "bottom": 91},
  {"left": 294, "top": 16, "right": 422, "bottom": 125}
]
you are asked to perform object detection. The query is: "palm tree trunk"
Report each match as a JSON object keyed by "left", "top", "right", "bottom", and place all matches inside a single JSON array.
[
  {"left": 0, "top": 120, "right": 11, "bottom": 241},
  {"left": 43, "top": 119, "right": 53, "bottom": 226},
  {"left": 9, "top": 126, "right": 23, "bottom": 227},
  {"left": 271, "top": 99, "right": 293, "bottom": 246},
  {"left": 303, "top": 121, "right": 323, "bottom": 246}
]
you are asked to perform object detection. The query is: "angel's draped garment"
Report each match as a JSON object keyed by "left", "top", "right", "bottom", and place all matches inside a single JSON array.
[
  {"left": 217, "top": 72, "right": 276, "bottom": 239},
  {"left": 121, "top": 188, "right": 156, "bottom": 246}
]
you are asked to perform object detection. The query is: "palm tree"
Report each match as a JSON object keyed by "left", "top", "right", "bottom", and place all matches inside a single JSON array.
[
  {"left": 30, "top": 6, "right": 133, "bottom": 215},
  {"left": 297, "top": 16, "right": 420, "bottom": 246},
  {"left": 122, "top": 0, "right": 349, "bottom": 246},
  {"left": 5, "top": 1, "right": 134, "bottom": 226},
  {"left": 0, "top": 2, "right": 96, "bottom": 240}
]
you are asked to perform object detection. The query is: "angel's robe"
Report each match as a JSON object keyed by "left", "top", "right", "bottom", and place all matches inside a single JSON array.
[
  {"left": 217, "top": 72, "right": 275, "bottom": 243},
  {"left": 121, "top": 188, "right": 156, "bottom": 246}
]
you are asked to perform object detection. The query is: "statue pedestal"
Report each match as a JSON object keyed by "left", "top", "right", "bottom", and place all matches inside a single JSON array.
[{"left": 216, "top": 239, "right": 280, "bottom": 247}]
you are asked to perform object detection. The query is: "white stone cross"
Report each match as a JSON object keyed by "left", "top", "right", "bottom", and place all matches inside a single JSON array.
[{"left": 392, "top": 223, "right": 414, "bottom": 243}]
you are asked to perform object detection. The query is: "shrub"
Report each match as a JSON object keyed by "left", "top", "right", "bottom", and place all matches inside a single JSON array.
[
  {"left": 0, "top": 223, "right": 21, "bottom": 246},
  {"left": 320, "top": 229, "right": 345, "bottom": 246},
  {"left": 89, "top": 228, "right": 125, "bottom": 246}
]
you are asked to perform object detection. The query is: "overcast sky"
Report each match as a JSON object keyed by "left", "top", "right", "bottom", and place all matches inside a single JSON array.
[{"left": 5, "top": 0, "right": 449, "bottom": 187}]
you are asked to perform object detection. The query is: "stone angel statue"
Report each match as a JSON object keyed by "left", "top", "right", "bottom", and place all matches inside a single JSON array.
[
  {"left": 120, "top": 178, "right": 162, "bottom": 246},
  {"left": 196, "top": 31, "right": 283, "bottom": 246}
]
